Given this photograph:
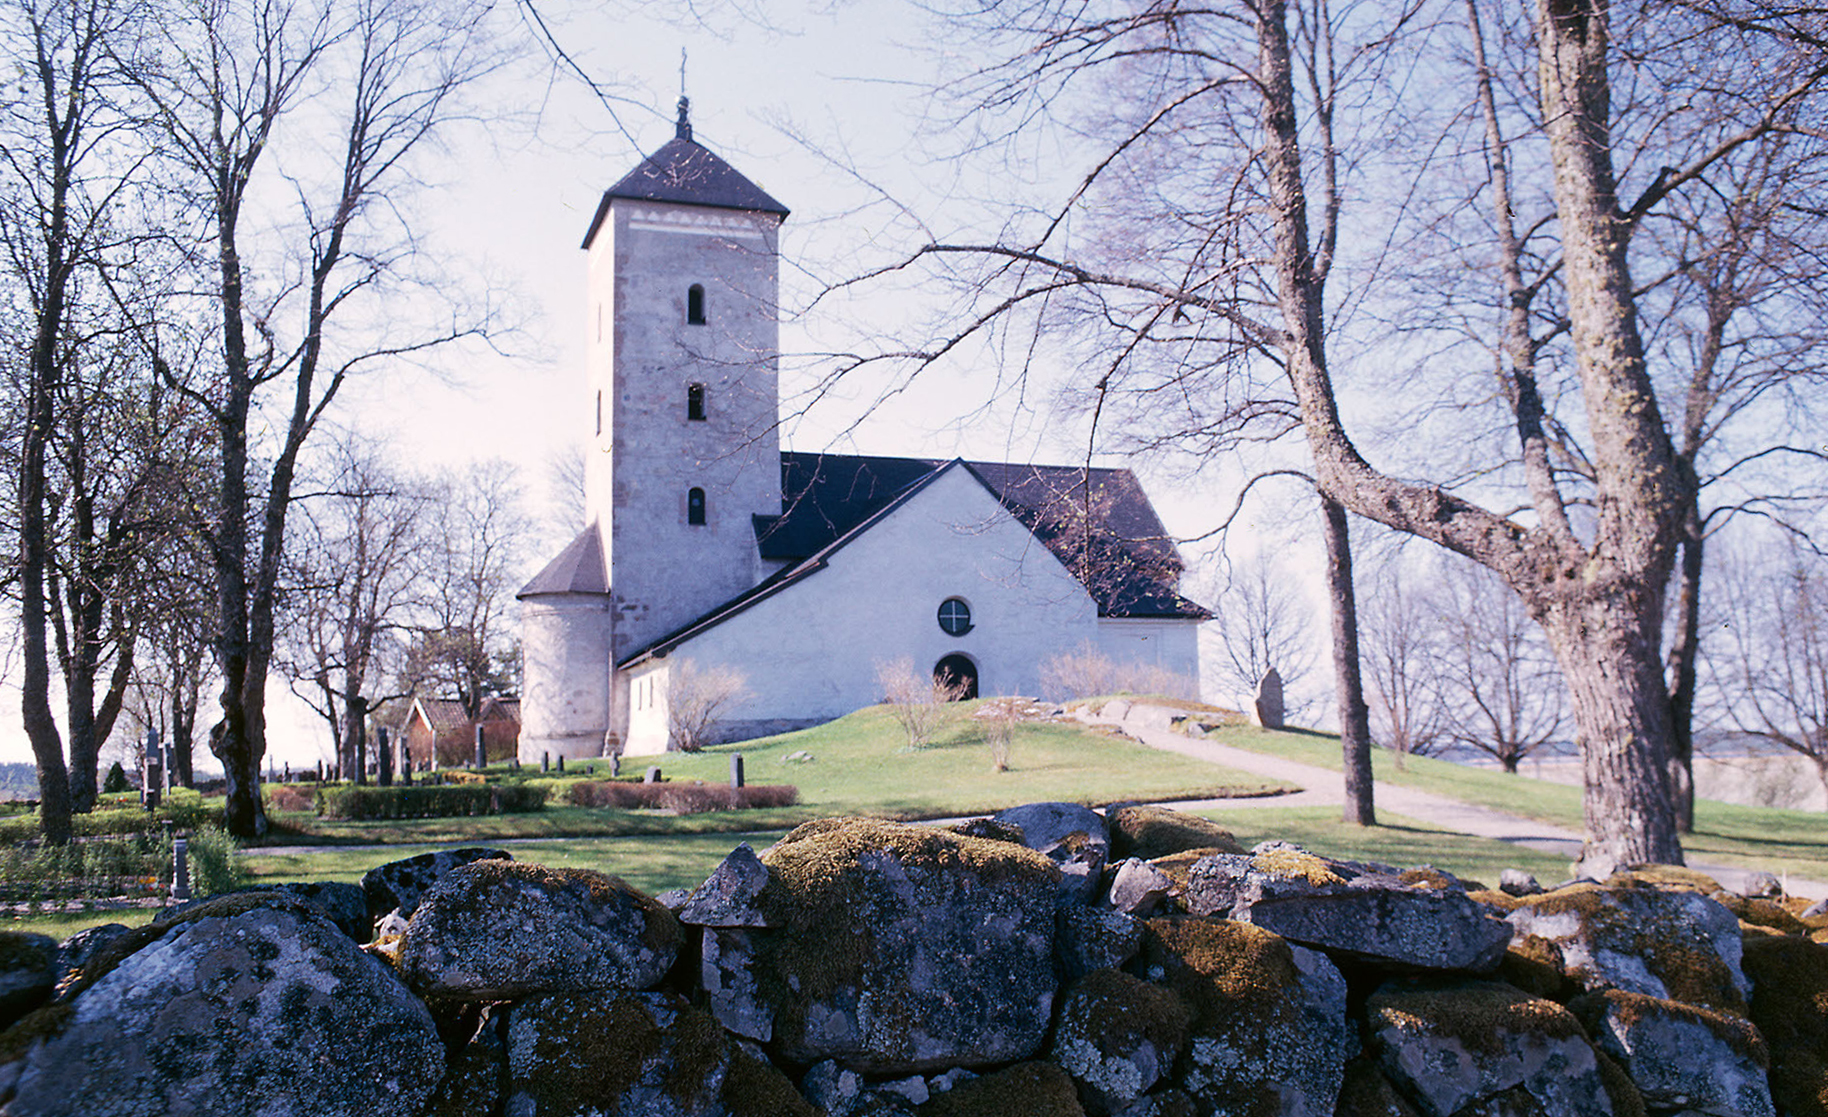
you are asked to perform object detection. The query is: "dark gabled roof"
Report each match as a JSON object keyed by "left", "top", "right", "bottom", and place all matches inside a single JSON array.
[
  {"left": 517, "top": 523, "right": 608, "bottom": 598},
  {"left": 581, "top": 106, "right": 789, "bottom": 249},
  {"left": 754, "top": 452, "right": 1210, "bottom": 621}
]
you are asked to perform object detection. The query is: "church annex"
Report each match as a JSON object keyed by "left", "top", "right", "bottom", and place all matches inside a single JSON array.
[{"left": 517, "top": 103, "right": 1209, "bottom": 759}]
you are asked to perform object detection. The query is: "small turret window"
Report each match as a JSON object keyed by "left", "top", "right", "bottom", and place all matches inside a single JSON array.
[
  {"left": 938, "top": 597, "right": 973, "bottom": 636},
  {"left": 687, "top": 284, "right": 706, "bottom": 325},
  {"left": 687, "top": 487, "right": 706, "bottom": 525},
  {"left": 687, "top": 383, "right": 706, "bottom": 421}
]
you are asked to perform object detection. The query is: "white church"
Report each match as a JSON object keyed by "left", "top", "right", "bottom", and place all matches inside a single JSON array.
[{"left": 517, "top": 103, "right": 1210, "bottom": 759}]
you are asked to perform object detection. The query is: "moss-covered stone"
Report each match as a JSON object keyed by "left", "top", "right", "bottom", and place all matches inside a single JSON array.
[
  {"left": 1572, "top": 988, "right": 1772, "bottom": 1117},
  {"left": 400, "top": 860, "right": 680, "bottom": 999},
  {"left": 753, "top": 818, "right": 1061, "bottom": 1072},
  {"left": 1050, "top": 968, "right": 1191, "bottom": 1111},
  {"left": 1717, "top": 892, "right": 1810, "bottom": 937},
  {"left": 1333, "top": 1056, "right": 1420, "bottom": 1117},
  {"left": 1593, "top": 1049, "right": 1647, "bottom": 1117},
  {"left": 1741, "top": 935, "right": 1828, "bottom": 1117},
  {"left": 1108, "top": 806, "right": 1245, "bottom": 862},
  {"left": 1139, "top": 917, "right": 1350, "bottom": 1117},
  {"left": 1497, "top": 935, "right": 1571, "bottom": 1001},
  {"left": 1607, "top": 864, "right": 1725, "bottom": 894},
  {"left": 1368, "top": 979, "right": 1611, "bottom": 1117},
  {"left": 917, "top": 1062, "right": 1085, "bottom": 1117},
  {"left": 1505, "top": 880, "right": 1749, "bottom": 1013}
]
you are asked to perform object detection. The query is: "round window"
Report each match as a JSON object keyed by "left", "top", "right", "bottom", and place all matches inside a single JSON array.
[{"left": 937, "top": 598, "right": 973, "bottom": 636}]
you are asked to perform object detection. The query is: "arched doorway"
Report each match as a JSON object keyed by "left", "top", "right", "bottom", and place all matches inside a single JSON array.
[{"left": 934, "top": 654, "right": 978, "bottom": 700}]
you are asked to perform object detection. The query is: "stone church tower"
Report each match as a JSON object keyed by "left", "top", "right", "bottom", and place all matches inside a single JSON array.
[{"left": 519, "top": 100, "right": 789, "bottom": 760}]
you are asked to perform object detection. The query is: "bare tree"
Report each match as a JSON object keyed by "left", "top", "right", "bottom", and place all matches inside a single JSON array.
[
  {"left": 278, "top": 434, "right": 428, "bottom": 781},
  {"left": 1709, "top": 537, "right": 1828, "bottom": 798},
  {"left": 1360, "top": 556, "right": 1446, "bottom": 767},
  {"left": 134, "top": 0, "right": 508, "bottom": 836},
  {"left": 1433, "top": 561, "right": 1568, "bottom": 773},
  {"left": 822, "top": 0, "right": 1828, "bottom": 871},
  {"left": 665, "top": 658, "right": 751, "bottom": 753},
  {"left": 1202, "top": 551, "right": 1317, "bottom": 719}
]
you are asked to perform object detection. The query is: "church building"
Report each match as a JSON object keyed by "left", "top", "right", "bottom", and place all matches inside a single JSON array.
[{"left": 517, "top": 102, "right": 1209, "bottom": 759}]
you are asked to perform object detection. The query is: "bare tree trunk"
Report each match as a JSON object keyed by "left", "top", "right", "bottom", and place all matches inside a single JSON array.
[
  {"left": 1665, "top": 502, "right": 1702, "bottom": 832},
  {"left": 1322, "top": 495, "right": 1375, "bottom": 825}
]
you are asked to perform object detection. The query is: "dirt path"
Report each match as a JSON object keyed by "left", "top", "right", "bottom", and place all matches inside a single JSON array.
[{"left": 1080, "top": 701, "right": 1828, "bottom": 901}]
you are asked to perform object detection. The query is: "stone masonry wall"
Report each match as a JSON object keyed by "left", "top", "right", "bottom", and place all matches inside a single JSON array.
[{"left": 4, "top": 806, "right": 1828, "bottom": 1116}]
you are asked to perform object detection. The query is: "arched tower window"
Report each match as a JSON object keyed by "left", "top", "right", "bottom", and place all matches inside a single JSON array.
[
  {"left": 687, "top": 487, "right": 707, "bottom": 525},
  {"left": 687, "top": 383, "right": 706, "bottom": 421},
  {"left": 687, "top": 284, "right": 707, "bottom": 325}
]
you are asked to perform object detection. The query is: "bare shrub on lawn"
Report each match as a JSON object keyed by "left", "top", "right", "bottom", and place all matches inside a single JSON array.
[
  {"left": 877, "top": 657, "right": 967, "bottom": 749},
  {"left": 1040, "top": 642, "right": 1196, "bottom": 702},
  {"left": 667, "top": 659, "right": 751, "bottom": 753},
  {"left": 981, "top": 698, "right": 1020, "bottom": 773}
]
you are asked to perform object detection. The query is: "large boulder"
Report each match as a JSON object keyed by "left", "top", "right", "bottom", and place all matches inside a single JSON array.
[
  {"left": 1742, "top": 935, "right": 1828, "bottom": 1117},
  {"left": 994, "top": 802, "right": 1110, "bottom": 904},
  {"left": 1504, "top": 879, "right": 1750, "bottom": 1013},
  {"left": 1049, "top": 969, "right": 1191, "bottom": 1115},
  {"left": 164, "top": 881, "right": 370, "bottom": 941},
  {"left": 4, "top": 894, "right": 443, "bottom": 1117},
  {"left": 399, "top": 860, "right": 680, "bottom": 1000},
  {"left": 1573, "top": 989, "right": 1773, "bottom": 1117},
  {"left": 359, "top": 846, "right": 512, "bottom": 924},
  {"left": 0, "top": 934, "right": 58, "bottom": 1030},
  {"left": 1138, "top": 916, "right": 1352, "bottom": 1117},
  {"left": 747, "top": 818, "right": 1062, "bottom": 1073},
  {"left": 1368, "top": 979, "right": 1615, "bottom": 1117},
  {"left": 503, "top": 990, "right": 812, "bottom": 1117},
  {"left": 1179, "top": 843, "right": 1512, "bottom": 972},
  {"left": 1107, "top": 805, "right": 1245, "bottom": 862}
]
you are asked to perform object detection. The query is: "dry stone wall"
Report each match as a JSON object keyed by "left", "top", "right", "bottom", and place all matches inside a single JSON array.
[{"left": 3, "top": 802, "right": 1828, "bottom": 1117}]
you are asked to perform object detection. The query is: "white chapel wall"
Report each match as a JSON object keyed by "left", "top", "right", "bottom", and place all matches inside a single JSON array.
[
  {"left": 620, "top": 467, "right": 1101, "bottom": 753},
  {"left": 1094, "top": 617, "right": 1203, "bottom": 699},
  {"left": 518, "top": 594, "right": 613, "bottom": 762}
]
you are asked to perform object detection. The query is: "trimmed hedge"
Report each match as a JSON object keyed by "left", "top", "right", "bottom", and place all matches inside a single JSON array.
[
  {"left": 563, "top": 780, "right": 799, "bottom": 813},
  {"left": 315, "top": 784, "right": 547, "bottom": 821}
]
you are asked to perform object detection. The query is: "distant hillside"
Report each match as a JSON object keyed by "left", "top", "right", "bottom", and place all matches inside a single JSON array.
[{"left": 0, "top": 763, "right": 38, "bottom": 799}]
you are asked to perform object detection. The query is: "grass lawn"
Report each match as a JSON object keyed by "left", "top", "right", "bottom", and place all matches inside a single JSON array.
[
  {"left": 1205, "top": 723, "right": 1828, "bottom": 885},
  {"left": 264, "top": 702, "right": 1289, "bottom": 846}
]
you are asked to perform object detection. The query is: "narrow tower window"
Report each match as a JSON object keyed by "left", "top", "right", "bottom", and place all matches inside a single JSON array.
[
  {"left": 687, "top": 284, "right": 707, "bottom": 325},
  {"left": 687, "top": 383, "right": 706, "bottom": 421},
  {"left": 687, "top": 487, "right": 707, "bottom": 525},
  {"left": 595, "top": 390, "right": 602, "bottom": 435}
]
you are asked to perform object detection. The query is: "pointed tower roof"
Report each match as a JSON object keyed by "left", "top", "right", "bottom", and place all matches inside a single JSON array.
[
  {"left": 581, "top": 97, "right": 789, "bottom": 248},
  {"left": 517, "top": 523, "right": 608, "bottom": 598}
]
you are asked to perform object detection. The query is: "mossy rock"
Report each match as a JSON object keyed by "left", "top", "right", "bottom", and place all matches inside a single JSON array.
[
  {"left": 1050, "top": 968, "right": 1191, "bottom": 1111},
  {"left": 1504, "top": 880, "right": 1749, "bottom": 1013},
  {"left": 1571, "top": 988, "right": 1772, "bottom": 1117},
  {"left": 399, "top": 860, "right": 680, "bottom": 999},
  {"left": 1607, "top": 864, "right": 1725, "bottom": 894},
  {"left": 1368, "top": 979, "right": 1611, "bottom": 1117},
  {"left": 0, "top": 932, "right": 58, "bottom": 1031},
  {"left": 1333, "top": 1056, "right": 1419, "bottom": 1117},
  {"left": 1715, "top": 892, "right": 1810, "bottom": 937},
  {"left": 917, "top": 1062, "right": 1084, "bottom": 1117},
  {"left": 1108, "top": 806, "right": 1245, "bottom": 861},
  {"left": 755, "top": 818, "right": 1062, "bottom": 1072},
  {"left": 1743, "top": 935, "right": 1828, "bottom": 1117}
]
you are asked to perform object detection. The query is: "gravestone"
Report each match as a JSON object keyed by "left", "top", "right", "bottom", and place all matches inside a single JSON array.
[
  {"left": 730, "top": 755, "right": 745, "bottom": 789},
  {"left": 377, "top": 727, "right": 394, "bottom": 788},
  {"left": 474, "top": 725, "right": 487, "bottom": 770},
  {"left": 1252, "top": 668, "right": 1285, "bottom": 730}
]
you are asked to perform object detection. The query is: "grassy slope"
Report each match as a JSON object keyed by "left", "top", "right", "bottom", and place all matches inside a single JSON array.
[{"left": 1207, "top": 723, "right": 1828, "bottom": 882}]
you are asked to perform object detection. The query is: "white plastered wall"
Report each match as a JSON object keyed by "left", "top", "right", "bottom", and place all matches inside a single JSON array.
[
  {"left": 1096, "top": 617, "right": 1204, "bottom": 699},
  {"left": 621, "top": 466, "right": 1101, "bottom": 753},
  {"left": 517, "top": 594, "right": 613, "bottom": 762}
]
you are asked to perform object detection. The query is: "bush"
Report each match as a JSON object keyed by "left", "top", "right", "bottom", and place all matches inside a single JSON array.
[
  {"left": 1039, "top": 642, "right": 1197, "bottom": 702},
  {"left": 102, "top": 762, "right": 131, "bottom": 794},
  {"left": 666, "top": 659, "right": 751, "bottom": 752},
  {"left": 876, "top": 657, "right": 968, "bottom": 749},
  {"left": 563, "top": 780, "right": 798, "bottom": 813},
  {"left": 0, "top": 825, "right": 244, "bottom": 900},
  {"left": 264, "top": 784, "right": 316, "bottom": 813},
  {"left": 315, "top": 783, "right": 547, "bottom": 821}
]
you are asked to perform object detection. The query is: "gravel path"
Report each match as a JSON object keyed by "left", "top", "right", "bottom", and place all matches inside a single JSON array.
[{"left": 1080, "top": 701, "right": 1828, "bottom": 901}]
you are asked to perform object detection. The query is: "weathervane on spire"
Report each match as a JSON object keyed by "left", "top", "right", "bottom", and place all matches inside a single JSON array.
[{"left": 676, "top": 48, "right": 691, "bottom": 143}]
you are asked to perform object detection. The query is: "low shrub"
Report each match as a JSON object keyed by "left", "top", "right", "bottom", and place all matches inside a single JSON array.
[
  {"left": 0, "top": 825, "right": 244, "bottom": 900},
  {"left": 563, "top": 780, "right": 798, "bottom": 813},
  {"left": 264, "top": 784, "right": 316, "bottom": 813},
  {"left": 315, "top": 783, "right": 547, "bottom": 821},
  {"left": 0, "top": 788, "right": 223, "bottom": 842}
]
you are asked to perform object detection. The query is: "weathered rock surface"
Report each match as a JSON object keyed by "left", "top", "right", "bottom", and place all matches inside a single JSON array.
[
  {"left": 1107, "top": 859, "right": 1175, "bottom": 918},
  {"left": 359, "top": 846, "right": 512, "bottom": 923},
  {"left": 1575, "top": 989, "right": 1774, "bottom": 1117},
  {"left": 679, "top": 843, "right": 774, "bottom": 928},
  {"left": 1107, "top": 805, "right": 1244, "bottom": 862},
  {"left": 399, "top": 860, "right": 680, "bottom": 999},
  {"left": 752, "top": 817, "right": 1062, "bottom": 1072},
  {"left": 7, "top": 895, "right": 443, "bottom": 1117},
  {"left": 702, "top": 926, "right": 773, "bottom": 1041},
  {"left": 995, "top": 802, "right": 1109, "bottom": 904},
  {"left": 1369, "top": 979, "right": 1614, "bottom": 1117},
  {"left": 1181, "top": 843, "right": 1513, "bottom": 972},
  {"left": 1140, "top": 916, "right": 1353, "bottom": 1117},
  {"left": 1334, "top": 1057, "right": 1422, "bottom": 1117},
  {"left": 919, "top": 1061, "right": 1086, "bottom": 1117},
  {"left": 504, "top": 990, "right": 812, "bottom": 1116},
  {"left": 0, "top": 934, "right": 58, "bottom": 1030},
  {"left": 1505, "top": 879, "right": 1750, "bottom": 1012},
  {"left": 1049, "top": 969, "right": 1190, "bottom": 1115},
  {"left": 1056, "top": 905, "right": 1144, "bottom": 982},
  {"left": 166, "top": 880, "right": 370, "bottom": 941},
  {"left": 1742, "top": 935, "right": 1828, "bottom": 1117}
]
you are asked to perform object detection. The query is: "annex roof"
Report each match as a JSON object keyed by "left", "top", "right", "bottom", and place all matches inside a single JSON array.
[
  {"left": 406, "top": 697, "right": 472, "bottom": 734},
  {"left": 581, "top": 100, "right": 789, "bottom": 249},
  {"left": 517, "top": 522, "right": 608, "bottom": 598}
]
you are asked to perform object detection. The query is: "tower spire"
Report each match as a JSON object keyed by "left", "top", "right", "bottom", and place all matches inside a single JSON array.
[{"left": 676, "top": 48, "right": 691, "bottom": 142}]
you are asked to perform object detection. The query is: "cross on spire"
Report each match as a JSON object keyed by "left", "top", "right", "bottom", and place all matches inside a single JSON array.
[{"left": 676, "top": 49, "right": 692, "bottom": 142}]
